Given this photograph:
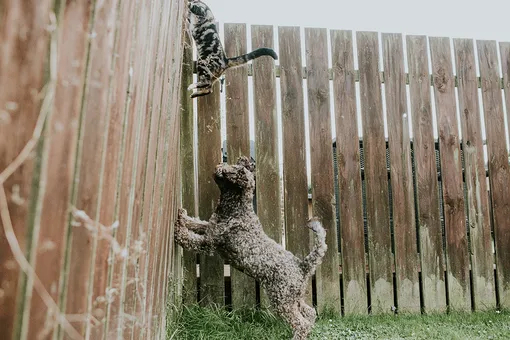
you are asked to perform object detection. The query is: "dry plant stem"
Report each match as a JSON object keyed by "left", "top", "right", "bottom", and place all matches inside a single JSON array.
[
  {"left": 0, "top": 11, "right": 85, "bottom": 339},
  {"left": 0, "top": 187, "right": 83, "bottom": 340}
]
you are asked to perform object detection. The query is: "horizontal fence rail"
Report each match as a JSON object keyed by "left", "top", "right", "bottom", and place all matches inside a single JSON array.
[{"left": 181, "top": 24, "right": 510, "bottom": 315}]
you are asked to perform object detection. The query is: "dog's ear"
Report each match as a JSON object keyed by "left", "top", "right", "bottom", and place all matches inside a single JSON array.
[{"left": 236, "top": 156, "right": 255, "bottom": 173}]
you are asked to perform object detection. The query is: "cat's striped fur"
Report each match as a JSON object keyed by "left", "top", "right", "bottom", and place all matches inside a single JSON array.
[{"left": 187, "top": 0, "right": 278, "bottom": 98}]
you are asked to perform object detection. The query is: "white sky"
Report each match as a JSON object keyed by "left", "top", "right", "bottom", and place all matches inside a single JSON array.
[{"left": 206, "top": 0, "right": 510, "bottom": 42}]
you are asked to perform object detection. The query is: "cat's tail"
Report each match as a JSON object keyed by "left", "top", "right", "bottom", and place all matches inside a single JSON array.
[
  {"left": 226, "top": 48, "right": 278, "bottom": 68},
  {"left": 300, "top": 218, "right": 327, "bottom": 279}
]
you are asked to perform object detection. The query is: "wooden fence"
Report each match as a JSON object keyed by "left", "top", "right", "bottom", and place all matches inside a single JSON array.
[
  {"left": 0, "top": 0, "right": 186, "bottom": 339},
  {"left": 181, "top": 24, "right": 510, "bottom": 315}
]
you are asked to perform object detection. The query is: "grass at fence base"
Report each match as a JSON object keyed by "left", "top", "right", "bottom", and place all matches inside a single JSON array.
[{"left": 168, "top": 305, "right": 510, "bottom": 339}]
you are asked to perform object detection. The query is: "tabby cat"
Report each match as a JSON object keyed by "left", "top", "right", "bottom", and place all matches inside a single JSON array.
[{"left": 187, "top": 0, "right": 278, "bottom": 98}]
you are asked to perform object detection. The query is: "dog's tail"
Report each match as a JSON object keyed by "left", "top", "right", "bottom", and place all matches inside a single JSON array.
[
  {"left": 226, "top": 48, "right": 278, "bottom": 68},
  {"left": 300, "top": 218, "right": 327, "bottom": 278}
]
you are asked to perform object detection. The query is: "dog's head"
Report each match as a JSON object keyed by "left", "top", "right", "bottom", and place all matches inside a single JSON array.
[{"left": 214, "top": 156, "right": 256, "bottom": 192}]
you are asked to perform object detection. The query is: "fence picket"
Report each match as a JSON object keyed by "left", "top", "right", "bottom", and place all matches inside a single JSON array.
[
  {"left": 224, "top": 23, "right": 257, "bottom": 308},
  {"left": 251, "top": 25, "right": 282, "bottom": 308},
  {"left": 453, "top": 38, "right": 496, "bottom": 310},
  {"left": 478, "top": 40, "right": 510, "bottom": 309},
  {"left": 356, "top": 31, "right": 394, "bottom": 314},
  {"left": 197, "top": 22, "right": 224, "bottom": 306},
  {"left": 429, "top": 37, "right": 471, "bottom": 311},
  {"left": 382, "top": 33, "right": 420, "bottom": 313},
  {"left": 330, "top": 30, "right": 368, "bottom": 315},
  {"left": 406, "top": 35, "right": 447, "bottom": 312},
  {"left": 278, "top": 26, "right": 312, "bottom": 303},
  {"left": 305, "top": 27, "right": 341, "bottom": 314},
  {"left": 180, "top": 35, "right": 198, "bottom": 305}
]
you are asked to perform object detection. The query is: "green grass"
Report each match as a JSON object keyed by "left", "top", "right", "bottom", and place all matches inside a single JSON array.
[{"left": 168, "top": 305, "right": 510, "bottom": 339}]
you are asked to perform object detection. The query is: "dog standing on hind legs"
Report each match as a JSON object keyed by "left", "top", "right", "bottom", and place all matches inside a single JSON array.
[{"left": 174, "top": 156, "right": 328, "bottom": 339}]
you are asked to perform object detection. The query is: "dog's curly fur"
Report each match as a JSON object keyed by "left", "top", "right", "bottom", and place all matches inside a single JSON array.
[{"left": 174, "top": 156, "right": 327, "bottom": 339}]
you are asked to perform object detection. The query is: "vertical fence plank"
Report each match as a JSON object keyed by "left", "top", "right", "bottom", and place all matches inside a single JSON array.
[
  {"left": 406, "top": 35, "right": 446, "bottom": 312},
  {"left": 330, "top": 30, "right": 367, "bottom": 315},
  {"left": 278, "top": 26, "right": 312, "bottom": 303},
  {"left": 197, "top": 22, "right": 224, "bottom": 306},
  {"left": 356, "top": 31, "right": 393, "bottom": 314},
  {"left": 305, "top": 27, "right": 341, "bottom": 314},
  {"left": 145, "top": 0, "right": 181, "bottom": 334},
  {"left": 382, "top": 33, "right": 420, "bottom": 313},
  {"left": 0, "top": 1, "right": 53, "bottom": 338},
  {"left": 180, "top": 34, "right": 197, "bottom": 305},
  {"left": 83, "top": 1, "right": 121, "bottom": 338},
  {"left": 251, "top": 24, "right": 282, "bottom": 308},
  {"left": 90, "top": 1, "right": 137, "bottom": 337},
  {"left": 454, "top": 38, "right": 496, "bottom": 310},
  {"left": 224, "top": 22, "right": 257, "bottom": 308},
  {"left": 105, "top": 1, "right": 151, "bottom": 337},
  {"left": 478, "top": 40, "right": 510, "bottom": 308},
  {"left": 429, "top": 37, "right": 471, "bottom": 311},
  {"left": 24, "top": 1, "right": 91, "bottom": 338},
  {"left": 63, "top": 0, "right": 118, "bottom": 335},
  {"left": 123, "top": 0, "right": 167, "bottom": 338},
  {"left": 499, "top": 41, "right": 510, "bottom": 309}
]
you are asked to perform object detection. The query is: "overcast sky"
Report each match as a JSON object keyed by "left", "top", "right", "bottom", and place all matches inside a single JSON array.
[{"left": 205, "top": 0, "right": 510, "bottom": 42}]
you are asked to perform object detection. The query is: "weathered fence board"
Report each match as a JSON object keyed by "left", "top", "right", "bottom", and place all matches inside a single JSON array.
[
  {"left": 429, "top": 37, "right": 471, "bottom": 311},
  {"left": 0, "top": 0, "right": 54, "bottom": 338},
  {"left": 63, "top": 0, "right": 119, "bottom": 336},
  {"left": 478, "top": 40, "right": 510, "bottom": 309},
  {"left": 330, "top": 30, "right": 367, "bottom": 315},
  {"left": 180, "top": 34, "right": 197, "bottom": 306},
  {"left": 499, "top": 41, "right": 510, "bottom": 309},
  {"left": 356, "top": 31, "right": 394, "bottom": 314},
  {"left": 24, "top": 1, "right": 92, "bottom": 338},
  {"left": 251, "top": 24, "right": 282, "bottom": 308},
  {"left": 278, "top": 26, "right": 312, "bottom": 303},
  {"left": 224, "top": 22, "right": 257, "bottom": 308},
  {"left": 382, "top": 33, "right": 420, "bottom": 313},
  {"left": 305, "top": 27, "right": 341, "bottom": 313},
  {"left": 453, "top": 38, "right": 496, "bottom": 310},
  {"left": 129, "top": 1, "right": 168, "bottom": 338},
  {"left": 197, "top": 21, "right": 224, "bottom": 305},
  {"left": 406, "top": 35, "right": 447, "bottom": 313}
]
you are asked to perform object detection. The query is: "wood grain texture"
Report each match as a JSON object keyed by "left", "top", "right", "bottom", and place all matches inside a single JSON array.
[
  {"left": 356, "top": 31, "right": 393, "bottom": 314},
  {"left": 382, "top": 33, "right": 420, "bottom": 313},
  {"left": 125, "top": 0, "right": 168, "bottom": 338},
  {"left": 224, "top": 22, "right": 257, "bottom": 309},
  {"left": 330, "top": 30, "right": 367, "bottom": 315},
  {"left": 104, "top": 1, "right": 153, "bottom": 337},
  {"left": 406, "top": 35, "right": 446, "bottom": 312},
  {"left": 429, "top": 37, "right": 471, "bottom": 311},
  {"left": 180, "top": 34, "right": 198, "bottom": 305},
  {"left": 478, "top": 40, "right": 510, "bottom": 308},
  {"left": 197, "top": 24, "right": 224, "bottom": 307},
  {"left": 23, "top": 1, "right": 92, "bottom": 338},
  {"left": 305, "top": 27, "right": 341, "bottom": 314},
  {"left": 0, "top": 0, "right": 53, "bottom": 338},
  {"left": 278, "top": 26, "right": 312, "bottom": 303},
  {"left": 251, "top": 25, "right": 282, "bottom": 308},
  {"left": 146, "top": 0, "right": 186, "bottom": 334},
  {"left": 454, "top": 38, "right": 496, "bottom": 310},
  {"left": 62, "top": 0, "right": 119, "bottom": 335}
]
